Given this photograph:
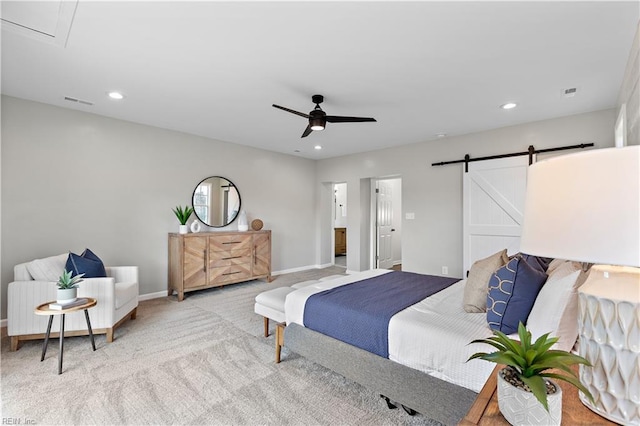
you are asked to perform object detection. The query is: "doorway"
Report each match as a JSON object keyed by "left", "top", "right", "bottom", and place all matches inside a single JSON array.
[
  {"left": 373, "top": 177, "right": 402, "bottom": 270},
  {"left": 334, "top": 182, "right": 347, "bottom": 268}
]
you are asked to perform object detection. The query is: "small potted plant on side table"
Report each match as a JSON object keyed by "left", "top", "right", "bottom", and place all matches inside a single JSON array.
[
  {"left": 56, "top": 269, "right": 85, "bottom": 303},
  {"left": 468, "top": 322, "right": 593, "bottom": 426},
  {"left": 172, "top": 205, "right": 194, "bottom": 234}
]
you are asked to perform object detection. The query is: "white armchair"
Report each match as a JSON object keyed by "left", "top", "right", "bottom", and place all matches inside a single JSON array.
[{"left": 8, "top": 259, "right": 139, "bottom": 351}]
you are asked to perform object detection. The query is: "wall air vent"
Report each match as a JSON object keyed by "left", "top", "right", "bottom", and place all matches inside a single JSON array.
[
  {"left": 64, "top": 96, "right": 93, "bottom": 106},
  {"left": 563, "top": 87, "right": 578, "bottom": 98}
]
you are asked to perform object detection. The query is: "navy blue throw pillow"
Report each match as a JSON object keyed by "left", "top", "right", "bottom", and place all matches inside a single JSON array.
[
  {"left": 521, "top": 253, "right": 552, "bottom": 273},
  {"left": 66, "top": 248, "right": 107, "bottom": 278},
  {"left": 486, "top": 256, "right": 547, "bottom": 334}
]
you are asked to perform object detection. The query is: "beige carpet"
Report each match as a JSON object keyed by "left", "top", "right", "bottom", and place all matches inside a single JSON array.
[{"left": 1, "top": 267, "right": 443, "bottom": 425}]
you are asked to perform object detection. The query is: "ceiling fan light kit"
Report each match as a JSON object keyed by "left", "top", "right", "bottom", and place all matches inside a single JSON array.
[{"left": 273, "top": 94, "right": 376, "bottom": 138}]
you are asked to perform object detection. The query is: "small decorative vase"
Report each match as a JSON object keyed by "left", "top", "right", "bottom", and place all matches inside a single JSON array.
[
  {"left": 238, "top": 210, "right": 248, "bottom": 232},
  {"left": 190, "top": 221, "right": 201, "bottom": 233},
  {"left": 497, "top": 368, "right": 562, "bottom": 426},
  {"left": 179, "top": 224, "right": 188, "bottom": 234},
  {"left": 56, "top": 287, "right": 77, "bottom": 304}
]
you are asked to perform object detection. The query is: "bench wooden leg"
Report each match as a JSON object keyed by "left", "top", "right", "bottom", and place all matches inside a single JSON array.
[
  {"left": 275, "top": 322, "right": 285, "bottom": 363},
  {"left": 263, "top": 317, "right": 270, "bottom": 337},
  {"left": 130, "top": 307, "right": 137, "bottom": 320}
]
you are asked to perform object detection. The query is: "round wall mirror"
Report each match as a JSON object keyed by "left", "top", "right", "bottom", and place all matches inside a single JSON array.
[{"left": 192, "top": 176, "right": 241, "bottom": 227}]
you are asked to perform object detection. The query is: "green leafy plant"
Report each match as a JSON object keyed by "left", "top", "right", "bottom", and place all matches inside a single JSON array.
[
  {"left": 57, "top": 269, "right": 85, "bottom": 289},
  {"left": 468, "top": 322, "right": 593, "bottom": 411},
  {"left": 172, "top": 205, "right": 194, "bottom": 225}
]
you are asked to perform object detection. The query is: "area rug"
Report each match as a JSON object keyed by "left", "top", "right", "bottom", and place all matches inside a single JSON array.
[{"left": 1, "top": 267, "right": 443, "bottom": 425}]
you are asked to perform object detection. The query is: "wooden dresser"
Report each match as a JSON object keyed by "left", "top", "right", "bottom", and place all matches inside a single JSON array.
[{"left": 168, "top": 230, "right": 272, "bottom": 301}]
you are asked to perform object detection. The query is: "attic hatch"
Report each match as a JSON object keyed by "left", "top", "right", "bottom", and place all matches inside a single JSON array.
[{"left": 1, "top": 1, "right": 78, "bottom": 47}]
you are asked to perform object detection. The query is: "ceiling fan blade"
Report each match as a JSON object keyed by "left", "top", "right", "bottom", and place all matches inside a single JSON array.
[
  {"left": 301, "top": 124, "right": 313, "bottom": 138},
  {"left": 273, "top": 104, "right": 309, "bottom": 119},
  {"left": 325, "top": 115, "right": 377, "bottom": 123}
]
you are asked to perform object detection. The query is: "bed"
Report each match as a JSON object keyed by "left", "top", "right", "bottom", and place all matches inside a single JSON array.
[{"left": 281, "top": 256, "right": 586, "bottom": 425}]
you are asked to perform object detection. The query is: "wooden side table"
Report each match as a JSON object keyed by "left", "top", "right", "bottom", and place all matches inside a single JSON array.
[
  {"left": 460, "top": 365, "right": 616, "bottom": 425},
  {"left": 34, "top": 298, "right": 97, "bottom": 374}
]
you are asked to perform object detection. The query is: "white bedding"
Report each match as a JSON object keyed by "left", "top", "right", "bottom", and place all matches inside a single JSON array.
[{"left": 285, "top": 269, "right": 495, "bottom": 393}]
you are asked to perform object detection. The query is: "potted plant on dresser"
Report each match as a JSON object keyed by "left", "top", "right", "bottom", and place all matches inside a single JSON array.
[
  {"left": 172, "top": 205, "right": 194, "bottom": 234},
  {"left": 468, "top": 323, "right": 593, "bottom": 426},
  {"left": 56, "top": 269, "right": 84, "bottom": 303}
]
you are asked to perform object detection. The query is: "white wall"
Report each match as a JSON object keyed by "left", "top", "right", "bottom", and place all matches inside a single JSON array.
[
  {"left": 617, "top": 21, "right": 639, "bottom": 146},
  {"left": 316, "top": 109, "right": 616, "bottom": 277},
  {"left": 0, "top": 96, "right": 318, "bottom": 319},
  {"left": 333, "top": 183, "right": 347, "bottom": 228}
]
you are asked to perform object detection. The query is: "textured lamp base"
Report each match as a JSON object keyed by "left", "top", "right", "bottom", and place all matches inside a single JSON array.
[{"left": 578, "top": 265, "right": 640, "bottom": 426}]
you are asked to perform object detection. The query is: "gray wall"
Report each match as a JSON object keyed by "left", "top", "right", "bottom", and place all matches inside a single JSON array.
[
  {"left": 316, "top": 109, "right": 617, "bottom": 277},
  {"left": 0, "top": 96, "right": 619, "bottom": 321},
  {"left": 1, "top": 95, "right": 317, "bottom": 318}
]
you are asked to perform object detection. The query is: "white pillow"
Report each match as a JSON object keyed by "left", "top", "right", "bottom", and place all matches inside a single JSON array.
[
  {"left": 526, "top": 261, "right": 582, "bottom": 351},
  {"left": 25, "top": 253, "right": 68, "bottom": 281}
]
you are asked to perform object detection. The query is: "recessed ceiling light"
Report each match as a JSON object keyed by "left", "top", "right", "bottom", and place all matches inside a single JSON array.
[
  {"left": 500, "top": 102, "right": 517, "bottom": 110},
  {"left": 435, "top": 133, "right": 447, "bottom": 138},
  {"left": 314, "top": 145, "right": 322, "bottom": 150},
  {"left": 108, "top": 91, "right": 124, "bottom": 100}
]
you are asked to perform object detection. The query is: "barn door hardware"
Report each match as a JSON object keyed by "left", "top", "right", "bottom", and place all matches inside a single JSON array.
[{"left": 432, "top": 143, "right": 594, "bottom": 172}]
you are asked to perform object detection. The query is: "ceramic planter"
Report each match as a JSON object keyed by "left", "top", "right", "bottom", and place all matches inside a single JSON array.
[
  {"left": 237, "top": 210, "right": 248, "bottom": 231},
  {"left": 497, "top": 368, "right": 562, "bottom": 426},
  {"left": 179, "top": 224, "right": 188, "bottom": 234},
  {"left": 56, "top": 287, "right": 77, "bottom": 304}
]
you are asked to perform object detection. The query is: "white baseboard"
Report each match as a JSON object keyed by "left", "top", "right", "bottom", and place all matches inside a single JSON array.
[
  {"left": 0, "top": 264, "right": 343, "bottom": 323},
  {"left": 138, "top": 291, "right": 169, "bottom": 301},
  {"left": 272, "top": 263, "right": 333, "bottom": 275}
]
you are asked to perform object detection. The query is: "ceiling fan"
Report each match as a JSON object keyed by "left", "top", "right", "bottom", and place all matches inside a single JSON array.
[{"left": 272, "top": 94, "right": 377, "bottom": 138}]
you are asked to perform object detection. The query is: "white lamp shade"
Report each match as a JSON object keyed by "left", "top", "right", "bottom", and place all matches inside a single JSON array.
[{"left": 520, "top": 146, "right": 640, "bottom": 267}]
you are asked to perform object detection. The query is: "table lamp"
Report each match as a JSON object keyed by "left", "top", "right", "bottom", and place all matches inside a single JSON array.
[{"left": 520, "top": 145, "right": 640, "bottom": 425}]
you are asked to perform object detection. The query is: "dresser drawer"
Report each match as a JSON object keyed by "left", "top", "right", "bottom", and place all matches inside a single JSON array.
[
  {"left": 169, "top": 231, "right": 271, "bottom": 301},
  {"left": 209, "top": 264, "right": 252, "bottom": 284},
  {"left": 208, "top": 234, "right": 252, "bottom": 252},
  {"left": 208, "top": 248, "right": 251, "bottom": 268}
]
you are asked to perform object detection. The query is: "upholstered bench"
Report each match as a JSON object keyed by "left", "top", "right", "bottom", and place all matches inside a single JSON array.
[
  {"left": 254, "top": 287, "right": 293, "bottom": 337},
  {"left": 254, "top": 280, "right": 320, "bottom": 337}
]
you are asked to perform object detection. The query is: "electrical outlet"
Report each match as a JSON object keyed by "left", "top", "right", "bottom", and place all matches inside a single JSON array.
[
  {"left": 405, "top": 212, "right": 415, "bottom": 220},
  {"left": 442, "top": 266, "right": 448, "bottom": 275}
]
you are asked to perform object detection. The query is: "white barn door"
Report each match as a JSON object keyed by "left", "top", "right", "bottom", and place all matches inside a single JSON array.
[{"left": 463, "top": 156, "right": 532, "bottom": 275}]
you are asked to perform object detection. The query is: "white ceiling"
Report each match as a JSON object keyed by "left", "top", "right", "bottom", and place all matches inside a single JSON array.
[{"left": 1, "top": 1, "right": 638, "bottom": 159}]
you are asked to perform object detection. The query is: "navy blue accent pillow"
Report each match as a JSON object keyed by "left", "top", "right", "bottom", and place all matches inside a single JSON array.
[
  {"left": 65, "top": 248, "right": 107, "bottom": 278},
  {"left": 486, "top": 256, "right": 548, "bottom": 334},
  {"left": 521, "top": 253, "right": 552, "bottom": 272}
]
